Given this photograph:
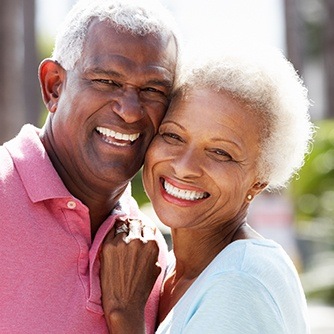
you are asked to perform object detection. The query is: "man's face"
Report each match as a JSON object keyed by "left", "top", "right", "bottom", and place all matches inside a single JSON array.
[{"left": 48, "top": 20, "right": 177, "bottom": 189}]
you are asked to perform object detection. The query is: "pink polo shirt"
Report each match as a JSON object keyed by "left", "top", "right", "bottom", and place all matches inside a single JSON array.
[{"left": 0, "top": 124, "right": 168, "bottom": 334}]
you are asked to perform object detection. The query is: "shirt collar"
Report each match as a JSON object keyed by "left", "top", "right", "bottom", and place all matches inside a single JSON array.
[{"left": 4, "top": 124, "right": 72, "bottom": 203}]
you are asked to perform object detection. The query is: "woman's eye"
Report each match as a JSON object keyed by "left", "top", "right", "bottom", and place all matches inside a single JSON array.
[
  {"left": 161, "top": 132, "right": 183, "bottom": 143},
  {"left": 144, "top": 87, "right": 160, "bottom": 93},
  {"left": 211, "top": 149, "right": 233, "bottom": 161}
]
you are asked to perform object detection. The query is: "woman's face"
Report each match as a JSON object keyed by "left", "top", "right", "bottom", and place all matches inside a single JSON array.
[{"left": 143, "top": 88, "right": 264, "bottom": 230}]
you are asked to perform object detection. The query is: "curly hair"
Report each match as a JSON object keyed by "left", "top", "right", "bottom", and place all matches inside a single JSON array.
[
  {"left": 175, "top": 45, "right": 315, "bottom": 189},
  {"left": 52, "top": 0, "right": 180, "bottom": 71}
]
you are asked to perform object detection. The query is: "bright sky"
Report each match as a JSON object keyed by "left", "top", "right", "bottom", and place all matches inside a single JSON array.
[{"left": 36, "top": 0, "right": 285, "bottom": 50}]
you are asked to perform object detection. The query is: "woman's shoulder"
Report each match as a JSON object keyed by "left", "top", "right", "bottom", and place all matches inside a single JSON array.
[
  {"left": 202, "top": 238, "right": 301, "bottom": 294},
  {"left": 212, "top": 239, "right": 287, "bottom": 271}
]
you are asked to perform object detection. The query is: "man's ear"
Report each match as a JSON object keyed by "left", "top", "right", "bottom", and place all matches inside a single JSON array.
[{"left": 38, "top": 59, "right": 65, "bottom": 113}]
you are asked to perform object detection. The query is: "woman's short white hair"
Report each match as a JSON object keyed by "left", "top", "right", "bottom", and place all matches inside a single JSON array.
[
  {"left": 176, "top": 44, "right": 315, "bottom": 190},
  {"left": 52, "top": 0, "right": 180, "bottom": 71}
]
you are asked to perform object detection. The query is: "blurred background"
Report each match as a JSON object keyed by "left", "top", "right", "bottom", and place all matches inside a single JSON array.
[{"left": 0, "top": 0, "right": 333, "bottom": 332}]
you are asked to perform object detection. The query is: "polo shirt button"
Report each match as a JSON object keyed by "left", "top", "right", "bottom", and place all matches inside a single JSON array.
[{"left": 67, "top": 201, "right": 76, "bottom": 209}]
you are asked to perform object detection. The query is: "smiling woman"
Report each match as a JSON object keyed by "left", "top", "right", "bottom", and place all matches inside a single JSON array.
[{"left": 138, "top": 44, "right": 315, "bottom": 333}]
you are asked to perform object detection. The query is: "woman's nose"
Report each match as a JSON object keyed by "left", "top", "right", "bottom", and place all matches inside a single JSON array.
[{"left": 170, "top": 148, "right": 203, "bottom": 179}]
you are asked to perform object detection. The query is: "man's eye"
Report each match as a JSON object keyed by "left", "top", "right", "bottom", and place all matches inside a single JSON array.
[
  {"left": 142, "top": 87, "right": 166, "bottom": 95},
  {"left": 140, "top": 87, "right": 168, "bottom": 104},
  {"left": 93, "top": 79, "right": 121, "bottom": 87}
]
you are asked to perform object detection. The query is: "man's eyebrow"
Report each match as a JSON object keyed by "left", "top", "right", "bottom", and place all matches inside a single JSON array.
[{"left": 85, "top": 68, "right": 123, "bottom": 78}]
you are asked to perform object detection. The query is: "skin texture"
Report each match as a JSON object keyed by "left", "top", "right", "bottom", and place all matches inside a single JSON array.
[
  {"left": 38, "top": 19, "right": 177, "bottom": 333},
  {"left": 142, "top": 88, "right": 267, "bottom": 322}
]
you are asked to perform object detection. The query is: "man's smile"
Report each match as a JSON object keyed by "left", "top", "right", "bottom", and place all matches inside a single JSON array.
[{"left": 96, "top": 126, "right": 140, "bottom": 146}]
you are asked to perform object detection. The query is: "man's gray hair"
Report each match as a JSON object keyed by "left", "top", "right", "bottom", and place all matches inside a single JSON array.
[{"left": 52, "top": 0, "right": 180, "bottom": 70}]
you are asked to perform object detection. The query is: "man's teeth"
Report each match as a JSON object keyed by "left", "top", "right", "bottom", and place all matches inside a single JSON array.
[
  {"left": 96, "top": 127, "right": 140, "bottom": 142},
  {"left": 164, "top": 180, "right": 208, "bottom": 201}
]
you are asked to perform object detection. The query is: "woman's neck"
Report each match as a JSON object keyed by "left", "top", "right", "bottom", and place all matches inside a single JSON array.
[{"left": 158, "top": 220, "right": 263, "bottom": 324}]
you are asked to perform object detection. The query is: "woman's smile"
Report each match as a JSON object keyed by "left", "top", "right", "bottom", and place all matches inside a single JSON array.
[{"left": 161, "top": 177, "right": 210, "bottom": 202}]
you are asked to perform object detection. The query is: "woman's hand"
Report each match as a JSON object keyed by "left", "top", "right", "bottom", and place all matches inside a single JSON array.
[{"left": 100, "top": 219, "right": 161, "bottom": 334}]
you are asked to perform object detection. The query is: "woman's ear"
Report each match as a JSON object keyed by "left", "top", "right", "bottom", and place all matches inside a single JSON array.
[
  {"left": 246, "top": 181, "right": 268, "bottom": 202},
  {"left": 38, "top": 59, "right": 65, "bottom": 113}
]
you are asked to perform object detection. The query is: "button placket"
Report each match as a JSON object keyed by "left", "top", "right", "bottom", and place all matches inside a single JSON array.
[
  {"left": 62, "top": 200, "right": 91, "bottom": 302},
  {"left": 67, "top": 201, "right": 77, "bottom": 209}
]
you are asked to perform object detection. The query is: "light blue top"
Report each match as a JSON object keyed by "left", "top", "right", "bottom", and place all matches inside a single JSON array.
[{"left": 156, "top": 239, "right": 310, "bottom": 334}]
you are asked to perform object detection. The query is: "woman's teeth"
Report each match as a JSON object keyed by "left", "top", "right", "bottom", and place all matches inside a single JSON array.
[{"left": 163, "top": 179, "right": 209, "bottom": 201}]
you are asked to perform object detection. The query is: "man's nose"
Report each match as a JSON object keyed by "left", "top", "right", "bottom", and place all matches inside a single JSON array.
[{"left": 111, "top": 88, "right": 144, "bottom": 123}]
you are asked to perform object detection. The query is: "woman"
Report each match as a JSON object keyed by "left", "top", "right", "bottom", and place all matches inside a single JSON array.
[
  {"left": 102, "top": 46, "right": 314, "bottom": 333},
  {"left": 143, "top": 45, "right": 313, "bottom": 333}
]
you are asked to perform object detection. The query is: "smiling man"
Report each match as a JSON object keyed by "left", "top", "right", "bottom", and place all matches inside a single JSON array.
[{"left": 0, "top": 0, "right": 179, "bottom": 333}]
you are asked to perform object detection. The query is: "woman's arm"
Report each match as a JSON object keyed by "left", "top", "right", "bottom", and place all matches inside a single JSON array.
[{"left": 100, "top": 223, "right": 161, "bottom": 333}]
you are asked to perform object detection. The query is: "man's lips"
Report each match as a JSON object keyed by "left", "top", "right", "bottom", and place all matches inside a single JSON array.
[{"left": 96, "top": 126, "right": 140, "bottom": 146}]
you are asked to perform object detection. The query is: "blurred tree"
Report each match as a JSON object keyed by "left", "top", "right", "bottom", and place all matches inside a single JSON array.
[
  {"left": 291, "top": 120, "right": 334, "bottom": 223},
  {"left": 284, "top": 0, "right": 305, "bottom": 74},
  {"left": 0, "top": 0, "right": 25, "bottom": 144},
  {"left": 24, "top": 0, "right": 40, "bottom": 128},
  {"left": 324, "top": 0, "right": 334, "bottom": 118},
  {"left": 0, "top": 0, "right": 39, "bottom": 144}
]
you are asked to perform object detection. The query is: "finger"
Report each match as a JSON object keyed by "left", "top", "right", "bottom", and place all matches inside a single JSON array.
[{"left": 141, "top": 225, "right": 156, "bottom": 243}]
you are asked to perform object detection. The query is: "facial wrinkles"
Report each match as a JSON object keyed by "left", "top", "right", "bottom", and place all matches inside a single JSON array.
[
  {"left": 82, "top": 20, "right": 176, "bottom": 86},
  {"left": 82, "top": 60, "right": 174, "bottom": 92},
  {"left": 145, "top": 142, "right": 245, "bottom": 231},
  {"left": 85, "top": 33, "right": 171, "bottom": 170},
  {"left": 151, "top": 90, "right": 260, "bottom": 221},
  {"left": 75, "top": 36, "right": 174, "bottom": 128}
]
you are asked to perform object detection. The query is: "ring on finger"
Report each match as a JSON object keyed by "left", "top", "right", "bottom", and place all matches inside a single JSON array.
[
  {"left": 115, "top": 223, "right": 129, "bottom": 236},
  {"left": 123, "top": 219, "right": 143, "bottom": 244}
]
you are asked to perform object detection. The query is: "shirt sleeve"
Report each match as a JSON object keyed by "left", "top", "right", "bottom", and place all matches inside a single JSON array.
[{"left": 182, "top": 272, "right": 287, "bottom": 334}]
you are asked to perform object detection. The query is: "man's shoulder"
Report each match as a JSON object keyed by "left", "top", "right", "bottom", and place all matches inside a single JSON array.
[
  {"left": 0, "top": 124, "right": 50, "bottom": 193},
  {"left": 0, "top": 144, "right": 15, "bottom": 179}
]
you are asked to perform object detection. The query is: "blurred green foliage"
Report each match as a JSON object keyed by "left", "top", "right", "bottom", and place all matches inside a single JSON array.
[
  {"left": 291, "top": 119, "right": 334, "bottom": 222},
  {"left": 132, "top": 169, "right": 150, "bottom": 207}
]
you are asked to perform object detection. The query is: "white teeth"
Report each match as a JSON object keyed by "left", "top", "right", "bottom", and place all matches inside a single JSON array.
[
  {"left": 96, "top": 127, "right": 140, "bottom": 142},
  {"left": 163, "top": 180, "right": 208, "bottom": 201}
]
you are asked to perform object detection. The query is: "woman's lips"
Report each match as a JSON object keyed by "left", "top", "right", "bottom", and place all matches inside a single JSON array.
[{"left": 161, "top": 177, "right": 210, "bottom": 202}]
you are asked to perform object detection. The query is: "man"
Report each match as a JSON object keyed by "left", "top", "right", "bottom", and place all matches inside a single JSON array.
[{"left": 0, "top": 0, "right": 179, "bottom": 333}]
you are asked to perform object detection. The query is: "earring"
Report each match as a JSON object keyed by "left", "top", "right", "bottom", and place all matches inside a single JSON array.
[{"left": 247, "top": 194, "right": 253, "bottom": 201}]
